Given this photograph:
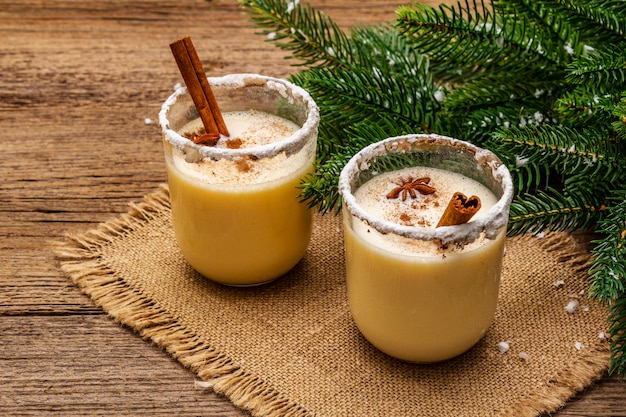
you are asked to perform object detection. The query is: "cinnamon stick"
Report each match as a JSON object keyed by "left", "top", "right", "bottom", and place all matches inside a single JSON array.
[
  {"left": 169, "top": 36, "right": 229, "bottom": 138},
  {"left": 436, "top": 192, "right": 482, "bottom": 227}
]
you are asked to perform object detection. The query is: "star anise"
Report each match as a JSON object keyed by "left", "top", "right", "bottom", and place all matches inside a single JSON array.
[{"left": 386, "top": 176, "right": 436, "bottom": 201}]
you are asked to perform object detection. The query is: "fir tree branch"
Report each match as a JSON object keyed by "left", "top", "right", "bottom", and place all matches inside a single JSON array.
[
  {"left": 395, "top": 0, "right": 562, "bottom": 82},
  {"left": 490, "top": 124, "right": 618, "bottom": 192},
  {"left": 240, "top": 0, "right": 353, "bottom": 67},
  {"left": 496, "top": 0, "right": 582, "bottom": 60},
  {"left": 606, "top": 294, "right": 626, "bottom": 375},
  {"left": 556, "top": 0, "right": 626, "bottom": 43},
  {"left": 566, "top": 47, "right": 626, "bottom": 92},
  {"left": 445, "top": 75, "right": 562, "bottom": 143},
  {"left": 589, "top": 191, "right": 626, "bottom": 303},
  {"left": 611, "top": 96, "right": 626, "bottom": 138},
  {"left": 589, "top": 191, "right": 626, "bottom": 375},
  {"left": 507, "top": 187, "right": 604, "bottom": 235},
  {"left": 292, "top": 66, "right": 438, "bottom": 143}
]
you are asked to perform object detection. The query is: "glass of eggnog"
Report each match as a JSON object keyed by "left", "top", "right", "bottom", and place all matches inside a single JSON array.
[
  {"left": 338, "top": 134, "right": 513, "bottom": 362},
  {"left": 159, "top": 74, "right": 319, "bottom": 286}
]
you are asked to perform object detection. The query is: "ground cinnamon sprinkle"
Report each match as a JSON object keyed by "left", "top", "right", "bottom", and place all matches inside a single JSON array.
[
  {"left": 399, "top": 212, "right": 412, "bottom": 226},
  {"left": 235, "top": 158, "right": 252, "bottom": 172},
  {"left": 226, "top": 138, "right": 243, "bottom": 149}
]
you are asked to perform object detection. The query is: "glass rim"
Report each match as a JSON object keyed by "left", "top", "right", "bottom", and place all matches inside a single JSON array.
[
  {"left": 338, "top": 134, "right": 514, "bottom": 245},
  {"left": 158, "top": 73, "right": 320, "bottom": 161}
]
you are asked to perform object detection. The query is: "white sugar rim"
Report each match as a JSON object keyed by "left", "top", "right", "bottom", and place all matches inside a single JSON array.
[
  {"left": 338, "top": 134, "right": 514, "bottom": 245},
  {"left": 159, "top": 73, "right": 320, "bottom": 160}
]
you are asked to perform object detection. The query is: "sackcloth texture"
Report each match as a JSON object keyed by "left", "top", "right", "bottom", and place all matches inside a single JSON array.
[{"left": 56, "top": 185, "right": 610, "bottom": 417}]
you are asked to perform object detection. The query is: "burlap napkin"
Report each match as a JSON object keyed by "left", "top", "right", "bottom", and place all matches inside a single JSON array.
[{"left": 56, "top": 185, "right": 610, "bottom": 417}]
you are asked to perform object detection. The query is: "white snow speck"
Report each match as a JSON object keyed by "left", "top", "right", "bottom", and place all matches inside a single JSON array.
[
  {"left": 565, "top": 300, "right": 579, "bottom": 314},
  {"left": 144, "top": 118, "right": 153, "bottom": 125},
  {"left": 574, "top": 341, "right": 584, "bottom": 351},
  {"left": 519, "top": 352, "right": 529, "bottom": 360},
  {"left": 434, "top": 89, "right": 445, "bottom": 103},
  {"left": 552, "top": 280, "right": 565, "bottom": 288},
  {"left": 498, "top": 341, "right": 510, "bottom": 354},
  {"left": 194, "top": 380, "right": 213, "bottom": 389},
  {"left": 286, "top": 0, "right": 299, "bottom": 13}
]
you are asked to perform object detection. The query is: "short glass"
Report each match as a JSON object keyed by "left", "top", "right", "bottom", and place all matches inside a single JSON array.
[
  {"left": 159, "top": 74, "right": 319, "bottom": 286},
  {"left": 338, "top": 134, "right": 513, "bottom": 362}
]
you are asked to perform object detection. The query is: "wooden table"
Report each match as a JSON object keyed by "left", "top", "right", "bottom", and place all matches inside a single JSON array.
[{"left": 1, "top": 1, "right": 624, "bottom": 415}]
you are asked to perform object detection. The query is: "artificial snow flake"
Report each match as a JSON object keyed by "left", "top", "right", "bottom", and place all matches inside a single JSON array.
[
  {"left": 434, "top": 89, "right": 445, "bottom": 103},
  {"left": 498, "top": 341, "right": 510, "bottom": 354},
  {"left": 515, "top": 155, "right": 529, "bottom": 168},
  {"left": 565, "top": 300, "right": 579, "bottom": 314},
  {"left": 194, "top": 379, "right": 214, "bottom": 389},
  {"left": 286, "top": 0, "right": 299, "bottom": 13},
  {"left": 609, "top": 270, "right": 621, "bottom": 281}
]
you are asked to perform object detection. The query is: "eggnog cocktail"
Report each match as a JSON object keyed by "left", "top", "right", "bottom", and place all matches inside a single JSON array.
[
  {"left": 160, "top": 74, "right": 319, "bottom": 286},
  {"left": 339, "top": 134, "right": 513, "bottom": 362}
]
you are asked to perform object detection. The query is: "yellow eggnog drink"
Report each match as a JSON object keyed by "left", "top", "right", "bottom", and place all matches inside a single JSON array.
[
  {"left": 160, "top": 74, "right": 319, "bottom": 286},
  {"left": 339, "top": 134, "right": 513, "bottom": 362}
]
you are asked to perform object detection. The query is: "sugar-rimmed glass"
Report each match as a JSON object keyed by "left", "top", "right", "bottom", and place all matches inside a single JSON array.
[
  {"left": 160, "top": 74, "right": 319, "bottom": 286},
  {"left": 339, "top": 134, "right": 513, "bottom": 362}
]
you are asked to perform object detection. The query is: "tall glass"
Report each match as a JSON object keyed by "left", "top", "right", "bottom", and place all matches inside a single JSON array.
[
  {"left": 160, "top": 74, "right": 319, "bottom": 286},
  {"left": 339, "top": 134, "right": 513, "bottom": 362}
]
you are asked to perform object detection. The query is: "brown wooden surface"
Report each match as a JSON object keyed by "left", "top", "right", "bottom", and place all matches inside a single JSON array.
[{"left": 1, "top": 0, "right": 624, "bottom": 415}]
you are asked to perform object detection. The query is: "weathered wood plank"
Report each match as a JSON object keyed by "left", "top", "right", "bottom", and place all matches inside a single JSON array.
[
  {"left": 0, "top": 315, "right": 246, "bottom": 416},
  {"left": 1, "top": 0, "right": 625, "bottom": 415}
]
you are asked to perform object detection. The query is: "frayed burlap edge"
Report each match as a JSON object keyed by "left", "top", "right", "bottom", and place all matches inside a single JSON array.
[
  {"left": 54, "top": 184, "right": 611, "bottom": 417},
  {"left": 53, "top": 184, "right": 311, "bottom": 417},
  {"left": 500, "top": 233, "right": 611, "bottom": 417}
]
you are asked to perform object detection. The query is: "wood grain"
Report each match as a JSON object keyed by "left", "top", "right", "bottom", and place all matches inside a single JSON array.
[{"left": 0, "top": 0, "right": 624, "bottom": 415}]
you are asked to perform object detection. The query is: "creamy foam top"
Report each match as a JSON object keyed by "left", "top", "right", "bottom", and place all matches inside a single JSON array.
[
  {"left": 352, "top": 167, "right": 498, "bottom": 256},
  {"left": 170, "top": 110, "right": 310, "bottom": 186},
  {"left": 159, "top": 73, "right": 320, "bottom": 161},
  {"left": 354, "top": 167, "right": 497, "bottom": 229},
  {"left": 339, "top": 134, "right": 514, "bottom": 247},
  {"left": 180, "top": 109, "right": 300, "bottom": 149}
]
